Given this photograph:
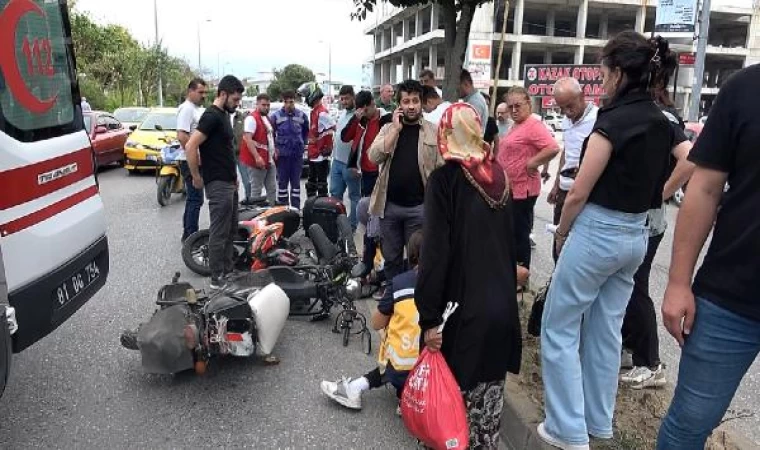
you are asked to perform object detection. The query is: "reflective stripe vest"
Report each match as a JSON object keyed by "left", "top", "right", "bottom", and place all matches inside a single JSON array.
[
  {"left": 378, "top": 287, "right": 421, "bottom": 372},
  {"left": 307, "top": 104, "right": 335, "bottom": 160},
  {"left": 239, "top": 111, "right": 271, "bottom": 169}
]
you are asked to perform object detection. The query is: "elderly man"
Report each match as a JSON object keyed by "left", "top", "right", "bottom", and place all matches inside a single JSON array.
[
  {"left": 547, "top": 77, "right": 598, "bottom": 262},
  {"left": 376, "top": 84, "right": 397, "bottom": 113}
]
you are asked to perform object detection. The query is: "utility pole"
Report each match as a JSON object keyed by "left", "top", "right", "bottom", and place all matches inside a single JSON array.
[
  {"left": 154, "top": 0, "right": 163, "bottom": 107},
  {"left": 689, "top": 0, "right": 711, "bottom": 122},
  {"left": 491, "top": 0, "right": 510, "bottom": 115}
]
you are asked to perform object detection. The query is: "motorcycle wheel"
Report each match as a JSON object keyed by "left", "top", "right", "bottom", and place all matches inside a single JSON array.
[
  {"left": 182, "top": 230, "right": 212, "bottom": 276},
  {"left": 157, "top": 175, "right": 174, "bottom": 207}
]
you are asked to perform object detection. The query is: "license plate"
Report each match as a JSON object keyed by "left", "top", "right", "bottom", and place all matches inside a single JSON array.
[
  {"left": 146, "top": 155, "right": 158, "bottom": 161},
  {"left": 53, "top": 260, "right": 101, "bottom": 310}
]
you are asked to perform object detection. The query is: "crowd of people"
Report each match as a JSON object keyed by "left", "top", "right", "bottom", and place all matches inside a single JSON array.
[{"left": 171, "top": 28, "right": 760, "bottom": 449}]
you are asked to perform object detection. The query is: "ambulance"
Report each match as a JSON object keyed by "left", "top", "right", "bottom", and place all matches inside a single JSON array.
[{"left": 0, "top": 0, "right": 110, "bottom": 396}]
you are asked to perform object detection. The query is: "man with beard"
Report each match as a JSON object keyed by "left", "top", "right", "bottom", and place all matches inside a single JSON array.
[
  {"left": 185, "top": 75, "right": 245, "bottom": 289},
  {"left": 240, "top": 93, "right": 277, "bottom": 205},
  {"left": 368, "top": 80, "right": 444, "bottom": 280}
]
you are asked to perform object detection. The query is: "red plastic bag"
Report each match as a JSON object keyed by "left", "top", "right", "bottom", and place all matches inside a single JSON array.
[{"left": 401, "top": 348, "right": 469, "bottom": 450}]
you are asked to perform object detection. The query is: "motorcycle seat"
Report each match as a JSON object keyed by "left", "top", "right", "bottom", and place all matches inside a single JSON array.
[{"left": 266, "top": 266, "right": 318, "bottom": 301}]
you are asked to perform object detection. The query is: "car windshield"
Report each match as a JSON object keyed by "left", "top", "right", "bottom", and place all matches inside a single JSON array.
[
  {"left": 114, "top": 108, "right": 149, "bottom": 123},
  {"left": 139, "top": 112, "right": 177, "bottom": 131},
  {"left": 83, "top": 115, "right": 92, "bottom": 132}
]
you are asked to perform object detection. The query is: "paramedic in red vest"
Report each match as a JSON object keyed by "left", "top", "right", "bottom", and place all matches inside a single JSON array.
[
  {"left": 240, "top": 93, "right": 277, "bottom": 206},
  {"left": 299, "top": 82, "right": 336, "bottom": 197}
]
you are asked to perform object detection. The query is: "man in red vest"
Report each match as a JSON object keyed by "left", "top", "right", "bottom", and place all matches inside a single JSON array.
[
  {"left": 240, "top": 93, "right": 277, "bottom": 205},
  {"left": 299, "top": 82, "right": 336, "bottom": 197}
]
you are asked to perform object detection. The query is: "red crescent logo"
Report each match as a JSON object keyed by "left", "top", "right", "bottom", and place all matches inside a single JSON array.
[{"left": 0, "top": 0, "right": 58, "bottom": 114}]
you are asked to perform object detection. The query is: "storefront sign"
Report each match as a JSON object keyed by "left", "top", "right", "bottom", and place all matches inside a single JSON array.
[
  {"left": 466, "top": 40, "right": 493, "bottom": 89},
  {"left": 524, "top": 64, "right": 606, "bottom": 108},
  {"left": 655, "top": 0, "right": 699, "bottom": 35}
]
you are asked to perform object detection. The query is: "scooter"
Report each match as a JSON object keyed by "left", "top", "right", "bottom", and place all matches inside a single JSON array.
[
  {"left": 120, "top": 272, "right": 290, "bottom": 375},
  {"left": 156, "top": 139, "right": 184, "bottom": 206}
]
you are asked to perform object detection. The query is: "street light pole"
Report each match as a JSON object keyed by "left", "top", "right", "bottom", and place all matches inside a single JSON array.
[
  {"left": 197, "top": 19, "right": 211, "bottom": 73},
  {"left": 154, "top": 0, "right": 163, "bottom": 106},
  {"left": 689, "top": 0, "right": 711, "bottom": 122},
  {"left": 328, "top": 42, "right": 332, "bottom": 99}
]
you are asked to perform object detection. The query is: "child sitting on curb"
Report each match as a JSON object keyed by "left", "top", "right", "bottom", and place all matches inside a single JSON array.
[{"left": 320, "top": 231, "right": 424, "bottom": 411}]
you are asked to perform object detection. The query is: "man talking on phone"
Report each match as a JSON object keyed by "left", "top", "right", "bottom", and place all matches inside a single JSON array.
[{"left": 368, "top": 80, "right": 444, "bottom": 281}]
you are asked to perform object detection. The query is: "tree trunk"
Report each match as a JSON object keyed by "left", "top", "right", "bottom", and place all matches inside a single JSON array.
[{"left": 441, "top": 0, "right": 477, "bottom": 102}]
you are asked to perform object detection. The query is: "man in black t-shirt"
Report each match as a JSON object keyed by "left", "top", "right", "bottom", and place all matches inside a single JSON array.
[
  {"left": 185, "top": 75, "right": 245, "bottom": 289},
  {"left": 367, "top": 80, "right": 444, "bottom": 280},
  {"left": 658, "top": 65, "right": 760, "bottom": 448}
]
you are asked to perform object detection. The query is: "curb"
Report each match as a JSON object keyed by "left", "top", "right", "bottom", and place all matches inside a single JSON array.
[
  {"left": 498, "top": 377, "right": 756, "bottom": 450},
  {"left": 500, "top": 377, "right": 554, "bottom": 450}
]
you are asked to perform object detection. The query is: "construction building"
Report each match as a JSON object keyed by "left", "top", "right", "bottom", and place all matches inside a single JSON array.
[{"left": 365, "top": 0, "right": 760, "bottom": 117}]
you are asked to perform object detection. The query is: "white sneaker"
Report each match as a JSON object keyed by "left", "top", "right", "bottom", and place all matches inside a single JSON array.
[
  {"left": 620, "top": 349, "right": 634, "bottom": 371},
  {"left": 621, "top": 365, "right": 667, "bottom": 390},
  {"left": 320, "top": 377, "right": 362, "bottom": 410},
  {"left": 537, "top": 422, "right": 590, "bottom": 450}
]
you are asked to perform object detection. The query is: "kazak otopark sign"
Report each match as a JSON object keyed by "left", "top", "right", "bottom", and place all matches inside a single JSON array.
[{"left": 524, "top": 64, "right": 606, "bottom": 109}]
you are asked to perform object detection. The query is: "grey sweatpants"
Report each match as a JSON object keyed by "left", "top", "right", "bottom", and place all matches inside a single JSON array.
[
  {"left": 246, "top": 165, "right": 277, "bottom": 206},
  {"left": 205, "top": 180, "right": 238, "bottom": 279}
]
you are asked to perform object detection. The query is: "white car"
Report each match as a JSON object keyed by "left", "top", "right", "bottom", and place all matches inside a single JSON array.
[{"left": 543, "top": 112, "right": 564, "bottom": 131}]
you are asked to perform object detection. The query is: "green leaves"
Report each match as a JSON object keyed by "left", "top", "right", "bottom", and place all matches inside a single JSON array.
[
  {"left": 69, "top": 8, "right": 199, "bottom": 109},
  {"left": 267, "top": 64, "right": 316, "bottom": 101}
]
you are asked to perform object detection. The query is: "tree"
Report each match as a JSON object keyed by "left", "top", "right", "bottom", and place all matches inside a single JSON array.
[
  {"left": 267, "top": 64, "right": 316, "bottom": 101},
  {"left": 246, "top": 85, "right": 259, "bottom": 97},
  {"left": 68, "top": 5, "right": 200, "bottom": 109},
  {"left": 350, "top": 0, "right": 492, "bottom": 100}
]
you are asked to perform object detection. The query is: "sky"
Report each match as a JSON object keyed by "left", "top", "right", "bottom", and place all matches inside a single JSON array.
[{"left": 73, "top": 0, "right": 373, "bottom": 85}]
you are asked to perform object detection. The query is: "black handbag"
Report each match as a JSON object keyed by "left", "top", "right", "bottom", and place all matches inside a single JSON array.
[{"left": 527, "top": 278, "right": 551, "bottom": 337}]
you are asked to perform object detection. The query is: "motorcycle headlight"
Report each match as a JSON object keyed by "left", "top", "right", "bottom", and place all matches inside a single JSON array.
[{"left": 345, "top": 278, "right": 361, "bottom": 300}]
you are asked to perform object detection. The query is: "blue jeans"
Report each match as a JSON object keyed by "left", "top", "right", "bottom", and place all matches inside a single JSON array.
[
  {"left": 237, "top": 159, "right": 251, "bottom": 201},
  {"left": 329, "top": 159, "right": 361, "bottom": 229},
  {"left": 180, "top": 161, "right": 204, "bottom": 240},
  {"left": 657, "top": 297, "right": 760, "bottom": 449},
  {"left": 541, "top": 204, "right": 648, "bottom": 445}
]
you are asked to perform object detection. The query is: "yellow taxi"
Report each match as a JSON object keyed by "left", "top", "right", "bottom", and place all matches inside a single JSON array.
[{"left": 124, "top": 107, "right": 178, "bottom": 173}]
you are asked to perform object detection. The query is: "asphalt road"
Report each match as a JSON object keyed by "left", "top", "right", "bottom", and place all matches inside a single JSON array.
[
  {"left": 0, "top": 167, "right": 415, "bottom": 449},
  {"left": 1, "top": 160, "right": 758, "bottom": 448}
]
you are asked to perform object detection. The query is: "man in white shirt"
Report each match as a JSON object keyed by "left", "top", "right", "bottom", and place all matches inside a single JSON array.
[
  {"left": 176, "top": 77, "right": 207, "bottom": 242},
  {"left": 547, "top": 77, "right": 597, "bottom": 261},
  {"left": 81, "top": 97, "right": 92, "bottom": 112},
  {"left": 458, "top": 69, "right": 488, "bottom": 135},
  {"left": 421, "top": 85, "right": 451, "bottom": 126},
  {"left": 419, "top": 69, "right": 443, "bottom": 98}
]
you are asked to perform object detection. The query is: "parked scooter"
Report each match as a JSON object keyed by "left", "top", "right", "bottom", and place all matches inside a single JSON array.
[
  {"left": 154, "top": 129, "right": 184, "bottom": 207},
  {"left": 119, "top": 272, "right": 290, "bottom": 375}
]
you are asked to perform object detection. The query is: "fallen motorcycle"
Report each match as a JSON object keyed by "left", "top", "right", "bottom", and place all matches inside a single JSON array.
[
  {"left": 229, "top": 214, "right": 372, "bottom": 353},
  {"left": 181, "top": 204, "right": 302, "bottom": 276},
  {"left": 120, "top": 272, "right": 290, "bottom": 375}
]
